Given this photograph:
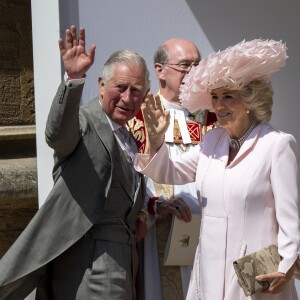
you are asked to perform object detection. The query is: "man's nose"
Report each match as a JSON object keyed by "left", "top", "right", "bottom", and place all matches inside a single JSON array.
[{"left": 121, "top": 87, "right": 131, "bottom": 102}]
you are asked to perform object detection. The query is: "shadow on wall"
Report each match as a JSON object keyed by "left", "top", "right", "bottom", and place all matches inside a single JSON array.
[{"left": 185, "top": 0, "right": 298, "bottom": 50}]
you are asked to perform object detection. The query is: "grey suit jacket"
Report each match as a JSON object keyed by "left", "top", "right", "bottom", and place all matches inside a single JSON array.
[{"left": 0, "top": 82, "right": 145, "bottom": 299}]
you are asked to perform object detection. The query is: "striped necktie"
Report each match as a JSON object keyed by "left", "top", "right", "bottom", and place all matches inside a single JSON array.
[
  {"left": 115, "top": 126, "right": 140, "bottom": 193},
  {"left": 116, "top": 126, "right": 138, "bottom": 163}
]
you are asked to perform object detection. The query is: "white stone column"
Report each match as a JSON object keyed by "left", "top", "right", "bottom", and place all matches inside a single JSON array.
[
  {"left": 31, "top": 0, "right": 62, "bottom": 207},
  {"left": 28, "top": 2, "right": 61, "bottom": 299}
]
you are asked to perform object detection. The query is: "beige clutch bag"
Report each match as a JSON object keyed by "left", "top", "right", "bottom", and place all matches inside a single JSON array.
[{"left": 233, "top": 244, "right": 281, "bottom": 296}]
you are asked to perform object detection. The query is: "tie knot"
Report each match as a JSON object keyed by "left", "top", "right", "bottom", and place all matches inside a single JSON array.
[
  {"left": 117, "top": 127, "right": 131, "bottom": 145},
  {"left": 116, "top": 127, "right": 138, "bottom": 155},
  {"left": 118, "top": 126, "right": 129, "bottom": 137}
]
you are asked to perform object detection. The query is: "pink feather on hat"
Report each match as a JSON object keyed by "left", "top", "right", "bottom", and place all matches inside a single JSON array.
[{"left": 179, "top": 39, "right": 288, "bottom": 112}]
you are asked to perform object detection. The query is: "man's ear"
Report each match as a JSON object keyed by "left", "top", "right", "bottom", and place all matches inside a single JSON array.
[
  {"left": 142, "top": 89, "right": 150, "bottom": 102},
  {"left": 98, "top": 77, "right": 105, "bottom": 97},
  {"left": 154, "top": 63, "right": 165, "bottom": 80}
]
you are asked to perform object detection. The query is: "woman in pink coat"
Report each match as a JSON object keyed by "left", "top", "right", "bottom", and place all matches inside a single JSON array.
[{"left": 135, "top": 39, "right": 300, "bottom": 299}]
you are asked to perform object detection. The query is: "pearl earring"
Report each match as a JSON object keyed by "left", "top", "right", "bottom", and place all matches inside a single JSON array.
[{"left": 246, "top": 110, "right": 250, "bottom": 114}]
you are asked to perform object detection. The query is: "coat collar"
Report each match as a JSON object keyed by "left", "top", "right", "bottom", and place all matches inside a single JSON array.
[
  {"left": 226, "top": 122, "right": 263, "bottom": 168},
  {"left": 213, "top": 123, "right": 263, "bottom": 168},
  {"left": 87, "top": 98, "right": 137, "bottom": 200},
  {"left": 88, "top": 98, "right": 115, "bottom": 156}
]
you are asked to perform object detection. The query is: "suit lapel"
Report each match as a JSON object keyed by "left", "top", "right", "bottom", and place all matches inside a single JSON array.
[
  {"left": 88, "top": 98, "right": 135, "bottom": 200},
  {"left": 212, "top": 131, "right": 229, "bottom": 167},
  {"left": 88, "top": 98, "right": 115, "bottom": 156}
]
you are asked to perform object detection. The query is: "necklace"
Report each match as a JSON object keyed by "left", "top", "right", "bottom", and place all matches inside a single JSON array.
[{"left": 229, "top": 121, "right": 258, "bottom": 152}]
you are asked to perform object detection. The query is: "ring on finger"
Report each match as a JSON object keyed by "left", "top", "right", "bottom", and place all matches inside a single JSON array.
[{"left": 176, "top": 205, "right": 181, "bottom": 211}]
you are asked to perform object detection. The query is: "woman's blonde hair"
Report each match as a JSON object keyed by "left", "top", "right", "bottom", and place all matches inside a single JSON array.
[{"left": 238, "top": 79, "right": 274, "bottom": 122}]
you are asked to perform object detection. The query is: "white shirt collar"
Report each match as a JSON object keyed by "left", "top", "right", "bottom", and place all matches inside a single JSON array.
[
  {"left": 158, "top": 92, "right": 192, "bottom": 144},
  {"left": 159, "top": 93, "right": 187, "bottom": 112}
]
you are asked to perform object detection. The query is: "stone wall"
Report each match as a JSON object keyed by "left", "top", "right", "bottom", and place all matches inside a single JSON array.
[
  {"left": 0, "top": 0, "right": 38, "bottom": 258},
  {"left": 0, "top": 125, "right": 38, "bottom": 258},
  {"left": 0, "top": 0, "right": 35, "bottom": 125}
]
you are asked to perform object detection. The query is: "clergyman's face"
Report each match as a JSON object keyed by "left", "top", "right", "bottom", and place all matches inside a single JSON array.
[
  {"left": 157, "top": 41, "right": 200, "bottom": 101},
  {"left": 99, "top": 63, "right": 146, "bottom": 125}
]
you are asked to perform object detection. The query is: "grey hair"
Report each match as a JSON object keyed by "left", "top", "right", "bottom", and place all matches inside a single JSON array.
[
  {"left": 101, "top": 50, "right": 150, "bottom": 92},
  {"left": 153, "top": 43, "right": 170, "bottom": 64},
  {"left": 238, "top": 79, "right": 274, "bottom": 122}
]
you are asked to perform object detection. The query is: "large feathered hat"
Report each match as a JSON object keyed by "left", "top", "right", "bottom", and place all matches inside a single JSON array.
[{"left": 179, "top": 39, "right": 288, "bottom": 112}]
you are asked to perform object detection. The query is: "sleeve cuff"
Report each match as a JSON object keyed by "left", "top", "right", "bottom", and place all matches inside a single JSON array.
[
  {"left": 64, "top": 72, "right": 86, "bottom": 88},
  {"left": 147, "top": 196, "right": 166, "bottom": 215},
  {"left": 278, "top": 254, "right": 299, "bottom": 274}
]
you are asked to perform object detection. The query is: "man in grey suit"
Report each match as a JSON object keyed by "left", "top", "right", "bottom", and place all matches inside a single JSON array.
[{"left": 0, "top": 25, "right": 149, "bottom": 299}]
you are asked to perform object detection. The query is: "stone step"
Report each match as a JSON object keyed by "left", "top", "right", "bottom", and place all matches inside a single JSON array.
[{"left": 0, "top": 127, "right": 38, "bottom": 257}]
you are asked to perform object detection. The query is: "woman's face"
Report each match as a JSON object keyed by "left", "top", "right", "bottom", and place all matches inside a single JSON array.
[{"left": 211, "top": 88, "right": 251, "bottom": 137}]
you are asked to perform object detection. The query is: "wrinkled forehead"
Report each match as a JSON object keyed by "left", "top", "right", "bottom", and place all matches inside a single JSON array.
[
  {"left": 106, "top": 63, "right": 146, "bottom": 91},
  {"left": 112, "top": 62, "right": 144, "bottom": 78},
  {"left": 114, "top": 62, "right": 148, "bottom": 88}
]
